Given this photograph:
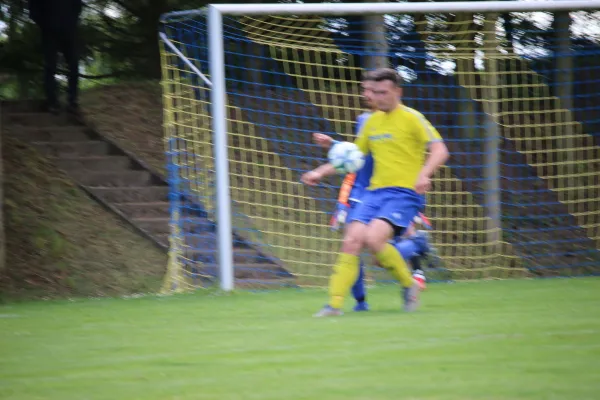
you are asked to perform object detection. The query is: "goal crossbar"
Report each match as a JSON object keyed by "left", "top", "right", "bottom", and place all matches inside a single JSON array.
[{"left": 161, "top": 0, "right": 600, "bottom": 21}]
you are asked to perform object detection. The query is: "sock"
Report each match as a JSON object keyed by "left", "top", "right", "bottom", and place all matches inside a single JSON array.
[
  {"left": 351, "top": 262, "right": 367, "bottom": 303},
  {"left": 410, "top": 256, "right": 422, "bottom": 272},
  {"left": 329, "top": 253, "right": 360, "bottom": 309},
  {"left": 375, "top": 243, "right": 413, "bottom": 288}
]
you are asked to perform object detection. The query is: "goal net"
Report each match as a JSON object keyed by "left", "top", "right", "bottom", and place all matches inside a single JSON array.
[{"left": 159, "top": 2, "right": 600, "bottom": 292}]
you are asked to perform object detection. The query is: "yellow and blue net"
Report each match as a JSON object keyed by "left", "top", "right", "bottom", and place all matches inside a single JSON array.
[{"left": 159, "top": 10, "right": 600, "bottom": 291}]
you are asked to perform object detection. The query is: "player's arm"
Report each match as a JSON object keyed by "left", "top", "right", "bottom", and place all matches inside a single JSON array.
[
  {"left": 303, "top": 134, "right": 341, "bottom": 185},
  {"left": 314, "top": 111, "right": 371, "bottom": 150},
  {"left": 416, "top": 142, "right": 449, "bottom": 194},
  {"left": 301, "top": 163, "right": 337, "bottom": 186},
  {"left": 313, "top": 133, "right": 335, "bottom": 150},
  {"left": 301, "top": 138, "right": 367, "bottom": 185},
  {"left": 304, "top": 115, "right": 370, "bottom": 186},
  {"left": 420, "top": 141, "right": 449, "bottom": 179},
  {"left": 414, "top": 117, "right": 449, "bottom": 194}
]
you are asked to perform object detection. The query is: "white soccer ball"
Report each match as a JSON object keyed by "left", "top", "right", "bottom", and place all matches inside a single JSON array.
[{"left": 327, "top": 141, "right": 365, "bottom": 174}]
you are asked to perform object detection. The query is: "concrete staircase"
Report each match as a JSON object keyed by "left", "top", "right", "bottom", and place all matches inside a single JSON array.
[{"left": 1, "top": 101, "right": 292, "bottom": 286}]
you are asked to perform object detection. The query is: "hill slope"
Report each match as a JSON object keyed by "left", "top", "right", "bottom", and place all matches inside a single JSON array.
[{"left": 1, "top": 136, "right": 167, "bottom": 300}]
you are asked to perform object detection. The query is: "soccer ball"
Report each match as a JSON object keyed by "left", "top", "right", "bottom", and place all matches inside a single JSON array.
[{"left": 327, "top": 141, "right": 365, "bottom": 174}]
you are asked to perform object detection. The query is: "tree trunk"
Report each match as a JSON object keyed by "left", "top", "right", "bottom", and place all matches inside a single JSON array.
[
  {"left": 137, "top": 0, "right": 170, "bottom": 79},
  {"left": 502, "top": 13, "right": 515, "bottom": 53},
  {"left": 363, "top": 13, "right": 389, "bottom": 70}
]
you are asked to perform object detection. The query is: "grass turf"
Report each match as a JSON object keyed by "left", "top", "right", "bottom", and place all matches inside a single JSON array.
[{"left": 1, "top": 278, "right": 599, "bottom": 400}]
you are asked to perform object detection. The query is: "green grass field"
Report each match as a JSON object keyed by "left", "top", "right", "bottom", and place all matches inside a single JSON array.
[{"left": 1, "top": 278, "right": 599, "bottom": 400}]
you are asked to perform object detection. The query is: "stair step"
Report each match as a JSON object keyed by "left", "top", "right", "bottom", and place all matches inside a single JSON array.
[
  {"left": 133, "top": 217, "right": 212, "bottom": 234},
  {"left": 56, "top": 156, "right": 133, "bottom": 171},
  {"left": 154, "top": 232, "right": 215, "bottom": 247},
  {"left": 89, "top": 186, "right": 169, "bottom": 203},
  {"left": 115, "top": 202, "right": 170, "bottom": 218},
  {"left": 19, "top": 126, "right": 92, "bottom": 142},
  {"left": 115, "top": 201, "right": 209, "bottom": 219},
  {"left": 5, "top": 112, "right": 80, "bottom": 127},
  {"left": 498, "top": 97, "right": 560, "bottom": 104},
  {"left": 33, "top": 141, "right": 110, "bottom": 157},
  {"left": 2, "top": 104, "right": 292, "bottom": 284},
  {"left": 235, "top": 278, "right": 297, "bottom": 288},
  {"left": 183, "top": 248, "right": 272, "bottom": 264},
  {"left": 72, "top": 170, "right": 152, "bottom": 187},
  {"left": 154, "top": 233, "right": 171, "bottom": 246},
  {"left": 154, "top": 233, "right": 253, "bottom": 250},
  {"left": 1, "top": 100, "right": 42, "bottom": 113},
  {"left": 185, "top": 262, "right": 292, "bottom": 279}
]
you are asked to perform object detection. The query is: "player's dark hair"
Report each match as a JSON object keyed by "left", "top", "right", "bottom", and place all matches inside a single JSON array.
[{"left": 362, "top": 68, "right": 402, "bottom": 87}]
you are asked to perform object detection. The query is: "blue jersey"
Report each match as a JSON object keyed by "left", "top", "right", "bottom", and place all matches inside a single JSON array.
[
  {"left": 329, "top": 111, "right": 374, "bottom": 231},
  {"left": 349, "top": 112, "right": 374, "bottom": 204}
]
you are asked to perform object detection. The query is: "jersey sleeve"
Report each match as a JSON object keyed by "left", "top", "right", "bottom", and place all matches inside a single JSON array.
[
  {"left": 354, "top": 119, "right": 370, "bottom": 154},
  {"left": 355, "top": 113, "right": 369, "bottom": 135},
  {"left": 414, "top": 113, "right": 443, "bottom": 144}
]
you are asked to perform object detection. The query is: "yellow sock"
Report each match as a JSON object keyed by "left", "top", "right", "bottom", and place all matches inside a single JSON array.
[
  {"left": 328, "top": 253, "right": 360, "bottom": 309},
  {"left": 375, "top": 243, "right": 413, "bottom": 288}
]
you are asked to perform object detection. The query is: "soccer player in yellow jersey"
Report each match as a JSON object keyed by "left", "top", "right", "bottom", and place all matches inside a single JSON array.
[{"left": 302, "top": 68, "right": 449, "bottom": 316}]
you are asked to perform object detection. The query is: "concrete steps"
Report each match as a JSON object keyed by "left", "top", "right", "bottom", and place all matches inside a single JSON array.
[{"left": 2, "top": 102, "right": 290, "bottom": 287}]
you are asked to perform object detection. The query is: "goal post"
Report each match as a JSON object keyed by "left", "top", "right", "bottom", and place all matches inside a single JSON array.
[
  {"left": 208, "top": 5, "right": 235, "bottom": 292},
  {"left": 159, "top": 1, "right": 600, "bottom": 292}
]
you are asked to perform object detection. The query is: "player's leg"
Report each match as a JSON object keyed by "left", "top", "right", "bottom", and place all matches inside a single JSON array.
[
  {"left": 346, "top": 201, "right": 369, "bottom": 312},
  {"left": 409, "top": 230, "right": 432, "bottom": 290},
  {"left": 315, "top": 192, "right": 381, "bottom": 317},
  {"left": 365, "top": 219, "right": 414, "bottom": 287},
  {"left": 315, "top": 221, "right": 368, "bottom": 317},
  {"left": 411, "top": 258, "right": 427, "bottom": 291},
  {"left": 364, "top": 191, "right": 424, "bottom": 311},
  {"left": 351, "top": 262, "right": 369, "bottom": 311},
  {"left": 394, "top": 235, "right": 420, "bottom": 261},
  {"left": 394, "top": 236, "right": 428, "bottom": 290},
  {"left": 366, "top": 220, "right": 420, "bottom": 311}
]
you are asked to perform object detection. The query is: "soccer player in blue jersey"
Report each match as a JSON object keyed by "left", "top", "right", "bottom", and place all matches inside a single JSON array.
[
  {"left": 302, "top": 68, "right": 449, "bottom": 316},
  {"left": 314, "top": 78, "right": 376, "bottom": 311}
]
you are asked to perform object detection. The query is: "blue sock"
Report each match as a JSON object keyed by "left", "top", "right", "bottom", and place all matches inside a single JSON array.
[
  {"left": 351, "top": 262, "right": 366, "bottom": 303},
  {"left": 395, "top": 233, "right": 431, "bottom": 271}
]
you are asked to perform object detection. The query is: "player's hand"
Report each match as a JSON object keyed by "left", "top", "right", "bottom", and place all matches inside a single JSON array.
[
  {"left": 313, "top": 133, "right": 334, "bottom": 149},
  {"left": 301, "top": 170, "right": 323, "bottom": 186},
  {"left": 415, "top": 174, "right": 431, "bottom": 194}
]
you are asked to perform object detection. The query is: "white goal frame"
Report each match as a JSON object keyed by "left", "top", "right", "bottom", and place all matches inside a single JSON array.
[{"left": 160, "top": 0, "right": 600, "bottom": 291}]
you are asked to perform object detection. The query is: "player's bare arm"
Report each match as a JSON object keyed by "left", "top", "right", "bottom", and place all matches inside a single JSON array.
[
  {"left": 313, "top": 133, "right": 334, "bottom": 149},
  {"left": 415, "top": 141, "right": 449, "bottom": 194},
  {"left": 301, "top": 163, "right": 337, "bottom": 186}
]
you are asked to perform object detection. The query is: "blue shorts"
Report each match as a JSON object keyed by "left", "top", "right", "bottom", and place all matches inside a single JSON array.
[
  {"left": 332, "top": 186, "right": 364, "bottom": 229},
  {"left": 346, "top": 199, "right": 360, "bottom": 221},
  {"left": 349, "top": 188, "right": 425, "bottom": 235},
  {"left": 344, "top": 185, "right": 365, "bottom": 223}
]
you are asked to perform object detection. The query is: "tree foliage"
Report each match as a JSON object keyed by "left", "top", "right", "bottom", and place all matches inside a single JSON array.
[{"left": 1, "top": 0, "right": 599, "bottom": 96}]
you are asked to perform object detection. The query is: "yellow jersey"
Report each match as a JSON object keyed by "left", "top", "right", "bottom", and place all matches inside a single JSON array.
[{"left": 354, "top": 105, "right": 443, "bottom": 190}]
